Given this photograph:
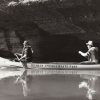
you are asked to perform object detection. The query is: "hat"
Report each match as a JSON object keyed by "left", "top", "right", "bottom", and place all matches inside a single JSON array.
[{"left": 86, "top": 40, "right": 93, "bottom": 46}]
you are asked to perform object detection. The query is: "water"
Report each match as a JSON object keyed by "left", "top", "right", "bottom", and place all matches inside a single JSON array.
[{"left": 0, "top": 67, "right": 100, "bottom": 100}]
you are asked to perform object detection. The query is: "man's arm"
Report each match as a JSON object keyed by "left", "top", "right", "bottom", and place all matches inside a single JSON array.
[
  {"left": 14, "top": 53, "right": 22, "bottom": 61},
  {"left": 19, "top": 48, "right": 28, "bottom": 61},
  {"left": 30, "top": 47, "right": 33, "bottom": 54},
  {"left": 19, "top": 54, "right": 27, "bottom": 61},
  {"left": 78, "top": 51, "right": 88, "bottom": 57}
]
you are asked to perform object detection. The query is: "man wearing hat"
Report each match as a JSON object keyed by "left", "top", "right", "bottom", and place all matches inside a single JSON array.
[
  {"left": 14, "top": 40, "right": 33, "bottom": 68},
  {"left": 78, "top": 40, "right": 99, "bottom": 64}
]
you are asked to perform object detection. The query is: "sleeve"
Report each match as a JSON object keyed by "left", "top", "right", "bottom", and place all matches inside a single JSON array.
[
  {"left": 23, "top": 48, "right": 28, "bottom": 57},
  {"left": 84, "top": 49, "right": 91, "bottom": 58},
  {"left": 87, "top": 48, "right": 93, "bottom": 56},
  {"left": 31, "top": 47, "right": 33, "bottom": 54}
]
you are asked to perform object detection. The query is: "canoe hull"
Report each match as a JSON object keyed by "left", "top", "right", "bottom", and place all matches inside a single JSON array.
[
  {"left": 1, "top": 61, "right": 100, "bottom": 70},
  {"left": 31, "top": 63, "right": 100, "bottom": 70}
]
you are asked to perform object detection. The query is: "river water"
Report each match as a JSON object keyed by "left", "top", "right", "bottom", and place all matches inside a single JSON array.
[{"left": 0, "top": 67, "right": 100, "bottom": 100}]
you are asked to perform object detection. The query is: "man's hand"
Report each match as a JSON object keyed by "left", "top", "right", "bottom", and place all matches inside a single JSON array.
[{"left": 78, "top": 51, "right": 82, "bottom": 55}]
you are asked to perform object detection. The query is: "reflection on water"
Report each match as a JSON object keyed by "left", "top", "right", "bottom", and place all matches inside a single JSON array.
[
  {"left": 79, "top": 75, "right": 97, "bottom": 100},
  {"left": 14, "top": 69, "right": 30, "bottom": 96},
  {"left": 0, "top": 67, "right": 100, "bottom": 100}
]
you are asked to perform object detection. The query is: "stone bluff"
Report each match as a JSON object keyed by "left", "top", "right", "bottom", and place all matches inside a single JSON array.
[{"left": 0, "top": 0, "right": 100, "bottom": 62}]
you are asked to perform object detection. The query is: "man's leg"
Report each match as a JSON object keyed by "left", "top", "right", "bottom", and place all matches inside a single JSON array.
[{"left": 80, "top": 61, "right": 96, "bottom": 64}]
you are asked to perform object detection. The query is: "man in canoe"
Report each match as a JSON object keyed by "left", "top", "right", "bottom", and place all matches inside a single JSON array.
[
  {"left": 78, "top": 40, "right": 99, "bottom": 64},
  {"left": 14, "top": 40, "right": 33, "bottom": 68}
]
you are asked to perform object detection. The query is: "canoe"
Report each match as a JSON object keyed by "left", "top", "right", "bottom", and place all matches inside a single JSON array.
[
  {"left": 31, "top": 62, "right": 100, "bottom": 70},
  {"left": 0, "top": 59, "right": 100, "bottom": 69}
]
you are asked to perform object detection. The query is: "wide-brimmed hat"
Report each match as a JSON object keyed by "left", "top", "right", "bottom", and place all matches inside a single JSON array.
[{"left": 86, "top": 40, "right": 93, "bottom": 46}]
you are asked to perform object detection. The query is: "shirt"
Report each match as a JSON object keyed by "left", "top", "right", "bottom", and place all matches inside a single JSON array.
[
  {"left": 87, "top": 47, "right": 98, "bottom": 63},
  {"left": 22, "top": 46, "right": 33, "bottom": 62}
]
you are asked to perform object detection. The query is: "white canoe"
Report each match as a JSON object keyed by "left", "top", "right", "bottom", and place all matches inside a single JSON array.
[
  {"left": 3, "top": 61, "right": 99, "bottom": 70},
  {"left": 0, "top": 57, "right": 99, "bottom": 70},
  {"left": 31, "top": 62, "right": 100, "bottom": 70}
]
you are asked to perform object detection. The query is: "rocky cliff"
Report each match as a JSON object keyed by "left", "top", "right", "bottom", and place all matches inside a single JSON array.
[{"left": 0, "top": 0, "right": 100, "bottom": 62}]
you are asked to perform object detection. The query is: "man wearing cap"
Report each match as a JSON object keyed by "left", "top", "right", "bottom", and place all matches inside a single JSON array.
[
  {"left": 78, "top": 40, "right": 99, "bottom": 64},
  {"left": 14, "top": 40, "right": 33, "bottom": 68}
]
